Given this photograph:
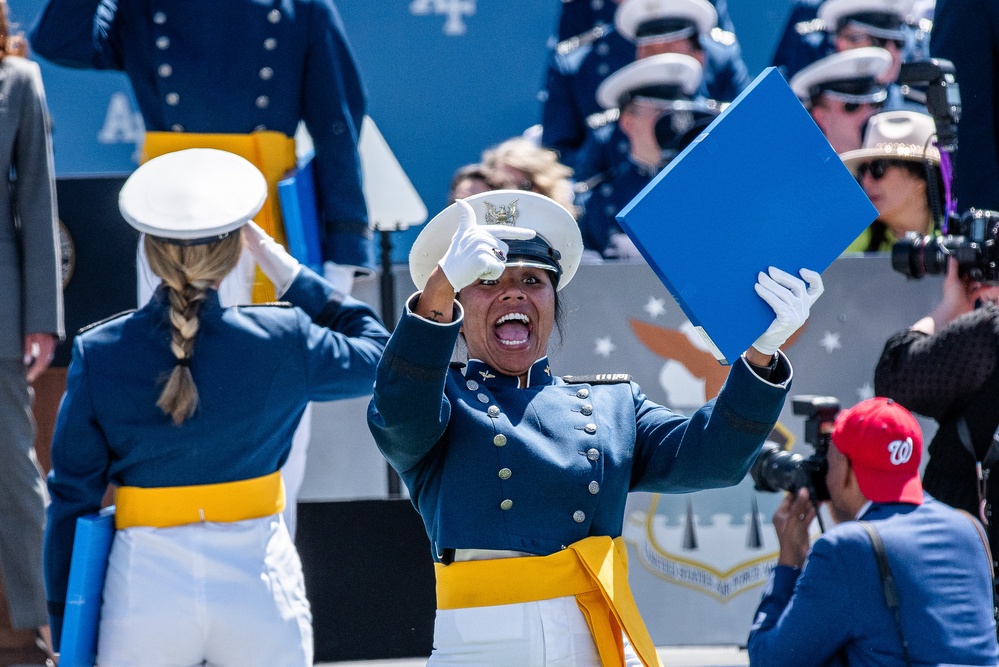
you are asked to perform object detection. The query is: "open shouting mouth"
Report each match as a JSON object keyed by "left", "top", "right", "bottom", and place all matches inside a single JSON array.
[{"left": 494, "top": 312, "right": 531, "bottom": 347}]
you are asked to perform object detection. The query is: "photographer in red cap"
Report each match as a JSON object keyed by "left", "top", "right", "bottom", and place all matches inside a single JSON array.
[{"left": 748, "top": 397, "right": 999, "bottom": 667}]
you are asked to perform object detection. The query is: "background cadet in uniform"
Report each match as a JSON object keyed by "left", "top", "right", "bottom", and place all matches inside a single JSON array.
[
  {"left": 28, "top": 0, "right": 373, "bottom": 286},
  {"left": 29, "top": 0, "right": 375, "bottom": 537},
  {"left": 789, "top": 47, "right": 892, "bottom": 154},
  {"left": 539, "top": 0, "right": 739, "bottom": 170},
  {"left": 575, "top": 53, "right": 706, "bottom": 259},
  {"left": 44, "top": 149, "right": 389, "bottom": 665},
  {"left": 570, "top": 0, "right": 741, "bottom": 191}
]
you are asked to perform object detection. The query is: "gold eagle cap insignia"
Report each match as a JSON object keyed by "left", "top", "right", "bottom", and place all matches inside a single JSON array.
[{"left": 484, "top": 200, "right": 519, "bottom": 225}]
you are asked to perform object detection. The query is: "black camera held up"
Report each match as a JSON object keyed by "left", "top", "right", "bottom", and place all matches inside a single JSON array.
[
  {"left": 750, "top": 395, "right": 840, "bottom": 503},
  {"left": 893, "top": 208, "right": 999, "bottom": 283},
  {"left": 890, "top": 59, "right": 999, "bottom": 285},
  {"left": 653, "top": 99, "right": 720, "bottom": 162}
]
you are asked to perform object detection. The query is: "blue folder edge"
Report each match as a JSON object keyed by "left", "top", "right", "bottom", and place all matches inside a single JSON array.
[
  {"left": 278, "top": 151, "right": 324, "bottom": 273},
  {"left": 60, "top": 506, "right": 116, "bottom": 667},
  {"left": 616, "top": 67, "right": 877, "bottom": 364}
]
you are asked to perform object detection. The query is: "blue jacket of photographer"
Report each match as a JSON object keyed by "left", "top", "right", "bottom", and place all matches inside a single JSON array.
[{"left": 747, "top": 497, "right": 999, "bottom": 667}]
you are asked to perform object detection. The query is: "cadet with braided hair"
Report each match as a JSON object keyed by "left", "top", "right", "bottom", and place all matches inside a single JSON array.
[
  {"left": 43, "top": 149, "right": 389, "bottom": 666},
  {"left": 144, "top": 232, "right": 243, "bottom": 423}
]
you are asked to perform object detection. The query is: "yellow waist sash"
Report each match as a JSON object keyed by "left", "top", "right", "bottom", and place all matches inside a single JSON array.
[
  {"left": 115, "top": 471, "right": 286, "bottom": 530},
  {"left": 143, "top": 131, "right": 298, "bottom": 303},
  {"left": 434, "top": 536, "right": 663, "bottom": 667}
]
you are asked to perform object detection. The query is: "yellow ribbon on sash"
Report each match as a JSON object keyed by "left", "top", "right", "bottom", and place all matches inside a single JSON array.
[
  {"left": 143, "top": 131, "right": 298, "bottom": 303},
  {"left": 434, "top": 536, "right": 663, "bottom": 667},
  {"left": 115, "top": 471, "right": 286, "bottom": 530}
]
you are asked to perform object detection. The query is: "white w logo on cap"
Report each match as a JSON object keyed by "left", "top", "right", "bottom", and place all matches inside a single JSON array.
[{"left": 888, "top": 437, "right": 913, "bottom": 465}]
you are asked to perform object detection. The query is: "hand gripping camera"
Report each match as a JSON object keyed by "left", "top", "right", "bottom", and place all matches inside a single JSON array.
[{"left": 750, "top": 395, "right": 841, "bottom": 502}]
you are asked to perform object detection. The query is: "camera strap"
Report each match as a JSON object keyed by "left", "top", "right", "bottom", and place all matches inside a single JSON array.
[
  {"left": 859, "top": 521, "right": 913, "bottom": 667},
  {"left": 956, "top": 417, "right": 999, "bottom": 526},
  {"left": 956, "top": 508, "right": 999, "bottom": 624}
]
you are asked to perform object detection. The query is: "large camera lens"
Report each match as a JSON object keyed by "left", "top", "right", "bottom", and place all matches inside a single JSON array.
[
  {"left": 750, "top": 442, "right": 812, "bottom": 494},
  {"left": 892, "top": 233, "right": 948, "bottom": 278}
]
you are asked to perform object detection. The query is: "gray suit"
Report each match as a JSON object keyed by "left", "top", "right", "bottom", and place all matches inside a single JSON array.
[{"left": 0, "top": 54, "right": 62, "bottom": 630}]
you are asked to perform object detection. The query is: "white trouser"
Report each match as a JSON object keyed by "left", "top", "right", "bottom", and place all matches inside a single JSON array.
[
  {"left": 428, "top": 596, "right": 642, "bottom": 667},
  {"left": 97, "top": 514, "right": 312, "bottom": 667},
  {"left": 136, "top": 241, "right": 311, "bottom": 538}
]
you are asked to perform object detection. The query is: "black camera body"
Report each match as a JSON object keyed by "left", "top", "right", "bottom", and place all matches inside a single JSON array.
[
  {"left": 893, "top": 208, "right": 999, "bottom": 283},
  {"left": 890, "top": 60, "right": 999, "bottom": 284},
  {"left": 653, "top": 99, "right": 720, "bottom": 161},
  {"left": 750, "top": 395, "right": 840, "bottom": 501},
  {"left": 898, "top": 59, "right": 960, "bottom": 151}
]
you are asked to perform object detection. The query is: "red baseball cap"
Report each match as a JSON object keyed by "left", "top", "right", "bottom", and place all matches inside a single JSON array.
[{"left": 830, "top": 397, "right": 924, "bottom": 504}]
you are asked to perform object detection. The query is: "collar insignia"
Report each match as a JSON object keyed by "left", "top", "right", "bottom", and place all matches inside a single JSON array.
[
  {"left": 479, "top": 369, "right": 496, "bottom": 380},
  {"left": 484, "top": 200, "right": 519, "bottom": 225}
]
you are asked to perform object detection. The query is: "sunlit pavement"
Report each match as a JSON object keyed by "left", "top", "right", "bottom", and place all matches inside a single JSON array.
[{"left": 320, "top": 645, "right": 750, "bottom": 666}]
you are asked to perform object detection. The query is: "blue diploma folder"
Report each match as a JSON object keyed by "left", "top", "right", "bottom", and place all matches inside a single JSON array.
[
  {"left": 60, "top": 507, "right": 116, "bottom": 667},
  {"left": 278, "top": 151, "right": 324, "bottom": 272},
  {"left": 617, "top": 67, "right": 878, "bottom": 364}
]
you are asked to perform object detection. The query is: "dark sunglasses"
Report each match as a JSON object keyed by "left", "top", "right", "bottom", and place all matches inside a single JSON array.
[
  {"left": 843, "top": 99, "right": 884, "bottom": 113},
  {"left": 870, "top": 36, "right": 904, "bottom": 49},
  {"left": 857, "top": 159, "right": 915, "bottom": 180}
]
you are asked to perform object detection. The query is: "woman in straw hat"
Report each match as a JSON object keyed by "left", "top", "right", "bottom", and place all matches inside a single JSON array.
[
  {"left": 367, "top": 189, "right": 823, "bottom": 666},
  {"left": 841, "top": 111, "right": 944, "bottom": 252},
  {"left": 44, "top": 148, "right": 388, "bottom": 666}
]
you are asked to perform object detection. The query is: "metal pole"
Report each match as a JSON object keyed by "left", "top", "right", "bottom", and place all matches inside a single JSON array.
[{"left": 380, "top": 228, "right": 403, "bottom": 498}]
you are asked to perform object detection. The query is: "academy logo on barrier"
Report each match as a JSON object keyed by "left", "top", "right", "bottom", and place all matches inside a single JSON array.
[
  {"left": 623, "top": 494, "right": 809, "bottom": 603},
  {"left": 409, "top": 0, "right": 476, "bottom": 35}
]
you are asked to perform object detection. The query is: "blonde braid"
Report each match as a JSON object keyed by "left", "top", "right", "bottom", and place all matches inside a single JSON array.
[{"left": 145, "top": 232, "right": 242, "bottom": 425}]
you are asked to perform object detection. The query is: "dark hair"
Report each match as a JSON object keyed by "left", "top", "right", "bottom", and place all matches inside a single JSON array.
[{"left": 856, "top": 160, "right": 945, "bottom": 252}]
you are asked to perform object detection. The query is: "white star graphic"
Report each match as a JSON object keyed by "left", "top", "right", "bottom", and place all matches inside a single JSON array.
[
  {"left": 820, "top": 331, "right": 842, "bottom": 353},
  {"left": 594, "top": 336, "right": 616, "bottom": 358},
  {"left": 644, "top": 296, "right": 666, "bottom": 319},
  {"left": 856, "top": 382, "right": 875, "bottom": 402}
]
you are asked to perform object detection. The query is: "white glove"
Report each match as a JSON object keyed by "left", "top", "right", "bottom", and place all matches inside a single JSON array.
[
  {"left": 243, "top": 221, "right": 301, "bottom": 298},
  {"left": 437, "top": 199, "right": 536, "bottom": 292},
  {"left": 752, "top": 267, "right": 824, "bottom": 356}
]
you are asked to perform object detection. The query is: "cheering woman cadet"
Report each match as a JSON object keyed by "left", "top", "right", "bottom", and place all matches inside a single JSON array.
[{"left": 368, "top": 190, "right": 823, "bottom": 666}]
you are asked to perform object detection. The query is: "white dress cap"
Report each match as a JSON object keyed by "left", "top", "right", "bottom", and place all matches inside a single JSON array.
[
  {"left": 839, "top": 110, "right": 940, "bottom": 174},
  {"left": 596, "top": 53, "right": 703, "bottom": 110},
  {"left": 615, "top": 0, "right": 718, "bottom": 43},
  {"left": 119, "top": 148, "right": 267, "bottom": 241},
  {"left": 409, "top": 190, "right": 583, "bottom": 292},
  {"left": 818, "top": 0, "right": 914, "bottom": 36},
  {"left": 789, "top": 46, "right": 892, "bottom": 101}
]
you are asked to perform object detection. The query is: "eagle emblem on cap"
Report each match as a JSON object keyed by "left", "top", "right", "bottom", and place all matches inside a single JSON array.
[{"left": 484, "top": 200, "right": 519, "bottom": 225}]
